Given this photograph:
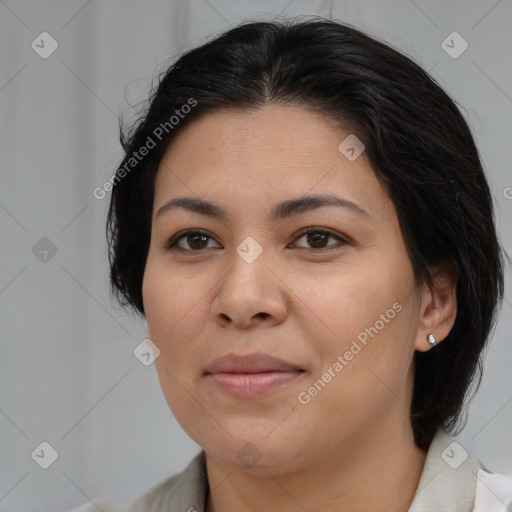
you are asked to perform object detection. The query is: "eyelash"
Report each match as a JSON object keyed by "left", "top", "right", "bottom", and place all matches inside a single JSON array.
[{"left": 165, "top": 227, "right": 349, "bottom": 253}]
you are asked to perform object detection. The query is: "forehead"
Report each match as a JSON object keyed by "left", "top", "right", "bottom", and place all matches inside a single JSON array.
[{"left": 152, "top": 104, "right": 392, "bottom": 220}]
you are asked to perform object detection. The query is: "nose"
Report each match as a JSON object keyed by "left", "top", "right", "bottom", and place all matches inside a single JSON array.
[{"left": 210, "top": 247, "right": 288, "bottom": 330}]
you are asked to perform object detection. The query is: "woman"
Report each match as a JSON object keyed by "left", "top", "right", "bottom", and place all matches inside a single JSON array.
[{"left": 74, "top": 17, "right": 511, "bottom": 512}]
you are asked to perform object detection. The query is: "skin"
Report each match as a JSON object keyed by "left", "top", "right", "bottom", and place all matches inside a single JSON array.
[{"left": 142, "top": 104, "right": 457, "bottom": 512}]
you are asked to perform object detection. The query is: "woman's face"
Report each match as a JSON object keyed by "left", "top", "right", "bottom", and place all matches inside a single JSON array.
[{"left": 142, "top": 104, "right": 428, "bottom": 472}]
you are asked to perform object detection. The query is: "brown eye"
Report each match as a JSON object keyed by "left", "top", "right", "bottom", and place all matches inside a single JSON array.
[
  {"left": 305, "top": 232, "right": 329, "bottom": 248},
  {"left": 165, "top": 230, "right": 220, "bottom": 251},
  {"left": 292, "top": 228, "right": 348, "bottom": 251},
  {"left": 185, "top": 233, "right": 209, "bottom": 250}
]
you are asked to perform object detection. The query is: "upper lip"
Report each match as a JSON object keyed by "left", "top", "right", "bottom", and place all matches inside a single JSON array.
[{"left": 205, "top": 353, "right": 303, "bottom": 374}]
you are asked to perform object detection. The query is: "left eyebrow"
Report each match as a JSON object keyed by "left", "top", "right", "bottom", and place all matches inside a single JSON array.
[
  {"left": 271, "top": 194, "right": 369, "bottom": 220},
  {"left": 155, "top": 193, "right": 369, "bottom": 221}
]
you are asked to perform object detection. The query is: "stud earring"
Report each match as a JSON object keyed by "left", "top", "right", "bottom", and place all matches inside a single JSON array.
[{"left": 427, "top": 333, "right": 436, "bottom": 346}]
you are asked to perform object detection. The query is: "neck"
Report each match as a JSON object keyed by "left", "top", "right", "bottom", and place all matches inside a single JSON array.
[{"left": 204, "top": 419, "right": 427, "bottom": 512}]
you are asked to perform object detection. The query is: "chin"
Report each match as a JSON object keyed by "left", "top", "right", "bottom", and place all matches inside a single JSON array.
[{"left": 199, "top": 428, "right": 306, "bottom": 473}]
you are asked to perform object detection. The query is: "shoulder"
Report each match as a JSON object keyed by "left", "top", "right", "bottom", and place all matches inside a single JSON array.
[
  {"left": 409, "top": 429, "right": 512, "bottom": 511},
  {"left": 68, "top": 450, "right": 207, "bottom": 512},
  {"left": 473, "top": 469, "right": 512, "bottom": 512}
]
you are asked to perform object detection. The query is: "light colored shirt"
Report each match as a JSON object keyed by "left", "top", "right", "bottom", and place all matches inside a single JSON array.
[{"left": 70, "top": 430, "right": 512, "bottom": 511}]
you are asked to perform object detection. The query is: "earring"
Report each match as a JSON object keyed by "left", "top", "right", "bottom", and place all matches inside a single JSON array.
[{"left": 427, "top": 333, "right": 436, "bottom": 346}]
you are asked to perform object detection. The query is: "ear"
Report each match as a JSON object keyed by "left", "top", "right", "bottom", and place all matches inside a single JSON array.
[{"left": 414, "top": 257, "right": 458, "bottom": 352}]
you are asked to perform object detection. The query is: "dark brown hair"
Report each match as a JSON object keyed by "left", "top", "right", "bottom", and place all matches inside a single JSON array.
[{"left": 106, "top": 17, "right": 504, "bottom": 449}]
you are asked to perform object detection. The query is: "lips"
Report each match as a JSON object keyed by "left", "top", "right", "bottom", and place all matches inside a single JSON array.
[
  {"left": 205, "top": 353, "right": 303, "bottom": 374},
  {"left": 204, "top": 353, "right": 304, "bottom": 398}
]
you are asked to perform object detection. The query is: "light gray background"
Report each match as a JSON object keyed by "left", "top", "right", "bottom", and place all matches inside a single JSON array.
[{"left": 1, "top": 1, "right": 511, "bottom": 511}]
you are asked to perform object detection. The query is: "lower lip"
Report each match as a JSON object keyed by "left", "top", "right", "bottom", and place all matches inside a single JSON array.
[{"left": 207, "top": 371, "right": 303, "bottom": 398}]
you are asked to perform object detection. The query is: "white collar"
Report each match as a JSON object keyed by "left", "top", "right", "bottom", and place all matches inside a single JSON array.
[{"left": 147, "top": 430, "right": 512, "bottom": 512}]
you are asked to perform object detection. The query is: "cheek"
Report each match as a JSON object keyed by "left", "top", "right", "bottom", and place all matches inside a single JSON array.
[
  {"left": 295, "top": 265, "right": 418, "bottom": 400},
  {"left": 142, "top": 256, "right": 207, "bottom": 362},
  {"left": 337, "top": 302, "right": 417, "bottom": 394},
  {"left": 293, "top": 264, "right": 413, "bottom": 348},
  {"left": 142, "top": 258, "right": 210, "bottom": 436},
  {"left": 295, "top": 300, "right": 418, "bottom": 440}
]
